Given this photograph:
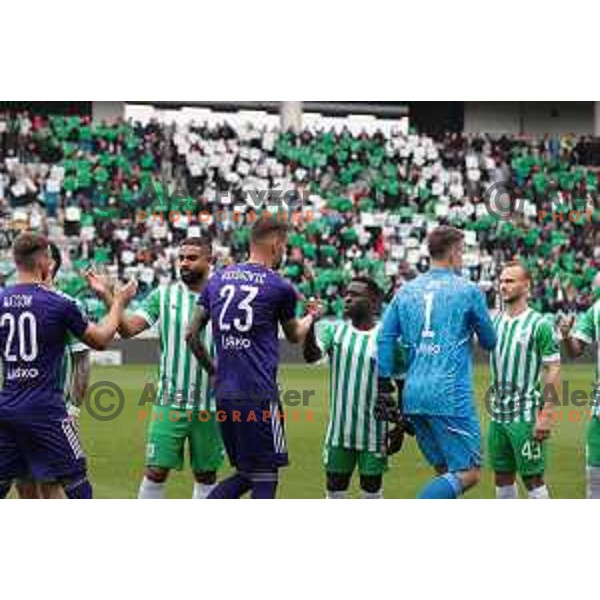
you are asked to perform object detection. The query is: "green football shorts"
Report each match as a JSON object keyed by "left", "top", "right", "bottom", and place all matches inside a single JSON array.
[
  {"left": 145, "top": 406, "right": 224, "bottom": 472},
  {"left": 323, "top": 445, "right": 388, "bottom": 477},
  {"left": 586, "top": 415, "right": 600, "bottom": 467},
  {"left": 487, "top": 420, "right": 546, "bottom": 478}
]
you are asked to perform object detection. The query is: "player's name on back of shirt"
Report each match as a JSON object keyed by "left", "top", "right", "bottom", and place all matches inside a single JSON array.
[
  {"left": 2, "top": 294, "right": 33, "bottom": 308},
  {"left": 0, "top": 283, "right": 89, "bottom": 418},
  {"left": 221, "top": 270, "right": 268, "bottom": 285}
]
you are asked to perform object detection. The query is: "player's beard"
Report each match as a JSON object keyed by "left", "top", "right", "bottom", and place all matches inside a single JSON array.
[
  {"left": 503, "top": 291, "right": 525, "bottom": 306},
  {"left": 180, "top": 269, "right": 204, "bottom": 285}
]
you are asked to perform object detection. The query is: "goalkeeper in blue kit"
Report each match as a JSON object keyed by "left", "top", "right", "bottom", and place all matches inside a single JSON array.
[{"left": 377, "top": 227, "right": 497, "bottom": 499}]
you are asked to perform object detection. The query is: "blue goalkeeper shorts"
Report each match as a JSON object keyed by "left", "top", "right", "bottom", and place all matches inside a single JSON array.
[{"left": 409, "top": 414, "right": 482, "bottom": 473}]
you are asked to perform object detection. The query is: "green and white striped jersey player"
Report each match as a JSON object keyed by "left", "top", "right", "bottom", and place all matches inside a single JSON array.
[
  {"left": 566, "top": 297, "right": 600, "bottom": 497},
  {"left": 60, "top": 324, "right": 90, "bottom": 413},
  {"left": 88, "top": 238, "right": 224, "bottom": 500},
  {"left": 131, "top": 280, "right": 224, "bottom": 495},
  {"left": 489, "top": 309, "right": 560, "bottom": 424},
  {"left": 315, "top": 323, "right": 407, "bottom": 452},
  {"left": 316, "top": 319, "right": 385, "bottom": 456},
  {"left": 135, "top": 282, "right": 216, "bottom": 413},
  {"left": 48, "top": 246, "right": 92, "bottom": 410},
  {"left": 487, "top": 263, "right": 561, "bottom": 500},
  {"left": 487, "top": 304, "right": 560, "bottom": 499},
  {"left": 571, "top": 302, "right": 600, "bottom": 418},
  {"left": 303, "top": 276, "right": 404, "bottom": 499},
  {"left": 53, "top": 291, "right": 90, "bottom": 415}
]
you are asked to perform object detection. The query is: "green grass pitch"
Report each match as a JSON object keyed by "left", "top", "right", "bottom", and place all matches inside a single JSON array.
[{"left": 80, "top": 363, "right": 591, "bottom": 499}]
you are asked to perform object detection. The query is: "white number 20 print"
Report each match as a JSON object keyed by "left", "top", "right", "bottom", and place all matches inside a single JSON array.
[
  {"left": 218, "top": 285, "right": 259, "bottom": 333},
  {"left": 422, "top": 292, "right": 436, "bottom": 339},
  {"left": 1, "top": 312, "right": 38, "bottom": 362}
]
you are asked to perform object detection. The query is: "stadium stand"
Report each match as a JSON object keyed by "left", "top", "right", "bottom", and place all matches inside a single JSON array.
[{"left": 1, "top": 110, "right": 599, "bottom": 321}]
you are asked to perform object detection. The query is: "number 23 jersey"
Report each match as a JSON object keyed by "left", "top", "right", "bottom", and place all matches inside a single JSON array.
[{"left": 199, "top": 264, "right": 297, "bottom": 402}]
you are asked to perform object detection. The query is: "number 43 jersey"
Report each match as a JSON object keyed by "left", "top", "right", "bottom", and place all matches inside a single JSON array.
[
  {"left": 378, "top": 268, "right": 497, "bottom": 418},
  {"left": 0, "top": 283, "right": 89, "bottom": 419},
  {"left": 200, "top": 264, "right": 298, "bottom": 403}
]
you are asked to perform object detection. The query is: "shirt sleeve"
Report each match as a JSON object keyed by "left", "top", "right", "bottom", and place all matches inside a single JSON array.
[
  {"left": 535, "top": 319, "right": 561, "bottom": 363},
  {"left": 277, "top": 280, "right": 298, "bottom": 325},
  {"left": 62, "top": 296, "right": 89, "bottom": 340},
  {"left": 65, "top": 330, "right": 87, "bottom": 352},
  {"left": 133, "top": 287, "right": 161, "bottom": 327},
  {"left": 69, "top": 340, "right": 89, "bottom": 353},
  {"left": 316, "top": 320, "right": 336, "bottom": 355},
  {"left": 66, "top": 298, "right": 89, "bottom": 351},
  {"left": 468, "top": 285, "right": 497, "bottom": 351},
  {"left": 377, "top": 293, "right": 403, "bottom": 379},
  {"left": 199, "top": 277, "right": 213, "bottom": 312},
  {"left": 573, "top": 306, "right": 596, "bottom": 344}
]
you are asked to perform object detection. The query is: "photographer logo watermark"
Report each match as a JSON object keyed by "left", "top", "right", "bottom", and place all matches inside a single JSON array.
[
  {"left": 483, "top": 181, "right": 525, "bottom": 221},
  {"left": 82, "top": 380, "right": 317, "bottom": 423},
  {"left": 483, "top": 180, "right": 597, "bottom": 224},
  {"left": 483, "top": 380, "right": 600, "bottom": 423},
  {"left": 94, "top": 176, "right": 311, "bottom": 223}
]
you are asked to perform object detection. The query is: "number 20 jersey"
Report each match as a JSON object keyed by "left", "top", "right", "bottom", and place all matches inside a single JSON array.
[
  {"left": 199, "top": 264, "right": 297, "bottom": 403},
  {"left": 378, "top": 268, "right": 496, "bottom": 417},
  {"left": 0, "top": 283, "right": 89, "bottom": 419}
]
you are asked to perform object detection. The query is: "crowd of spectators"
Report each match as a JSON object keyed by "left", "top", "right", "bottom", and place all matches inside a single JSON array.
[{"left": 1, "top": 110, "right": 599, "bottom": 320}]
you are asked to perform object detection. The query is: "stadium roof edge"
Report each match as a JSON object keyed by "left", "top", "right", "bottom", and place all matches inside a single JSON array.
[{"left": 126, "top": 101, "right": 409, "bottom": 118}]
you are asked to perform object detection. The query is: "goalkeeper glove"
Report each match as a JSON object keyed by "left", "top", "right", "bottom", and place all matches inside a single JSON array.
[
  {"left": 375, "top": 378, "right": 400, "bottom": 423},
  {"left": 395, "top": 378, "right": 415, "bottom": 437},
  {"left": 382, "top": 380, "right": 415, "bottom": 456},
  {"left": 385, "top": 424, "right": 405, "bottom": 456}
]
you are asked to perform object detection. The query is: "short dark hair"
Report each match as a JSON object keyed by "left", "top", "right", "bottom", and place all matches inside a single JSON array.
[
  {"left": 12, "top": 232, "right": 49, "bottom": 271},
  {"left": 49, "top": 242, "right": 62, "bottom": 279},
  {"left": 350, "top": 276, "right": 384, "bottom": 303},
  {"left": 251, "top": 219, "right": 288, "bottom": 244},
  {"left": 179, "top": 237, "right": 212, "bottom": 254},
  {"left": 427, "top": 226, "right": 464, "bottom": 261},
  {"left": 502, "top": 260, "right": 532, "bottom": 283}
]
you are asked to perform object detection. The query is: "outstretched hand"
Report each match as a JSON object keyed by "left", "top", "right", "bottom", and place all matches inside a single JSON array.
[
  {"left": 114, "top": 279, "right": 138, "bottom": 306},
  {"left": 305, "top": 297, "right": 324, "bottom": 321},
  {"left": 558, "top": 314, "right": 575, "bottom": 340},
  {"left": 85, "top": 268, "right": 114, "bottom": 301}
]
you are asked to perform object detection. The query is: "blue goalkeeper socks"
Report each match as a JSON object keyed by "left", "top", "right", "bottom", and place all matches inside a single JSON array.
[
  {"left": 208, "top": 473, "right": 252, "bottom": 499},
  {"left": 418, "top": 473, "right": 463, "bottom": 499}
]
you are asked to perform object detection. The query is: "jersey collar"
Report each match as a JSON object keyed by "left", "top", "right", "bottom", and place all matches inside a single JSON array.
[{"left": 503, "top": 306, "right": 532, "bottom": 321}]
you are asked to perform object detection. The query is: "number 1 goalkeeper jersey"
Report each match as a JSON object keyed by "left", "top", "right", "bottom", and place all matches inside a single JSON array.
[{"left": 378, "top": 268, "right": 496, "bottom": 417}]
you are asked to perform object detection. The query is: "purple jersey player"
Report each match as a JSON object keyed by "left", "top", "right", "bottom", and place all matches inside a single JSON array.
[
  {"left": 0, "top": 233, "right": 135, "bottom": 500},
  {"left": 186, "top": 219, "right": 318, "bottom": 499}
]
